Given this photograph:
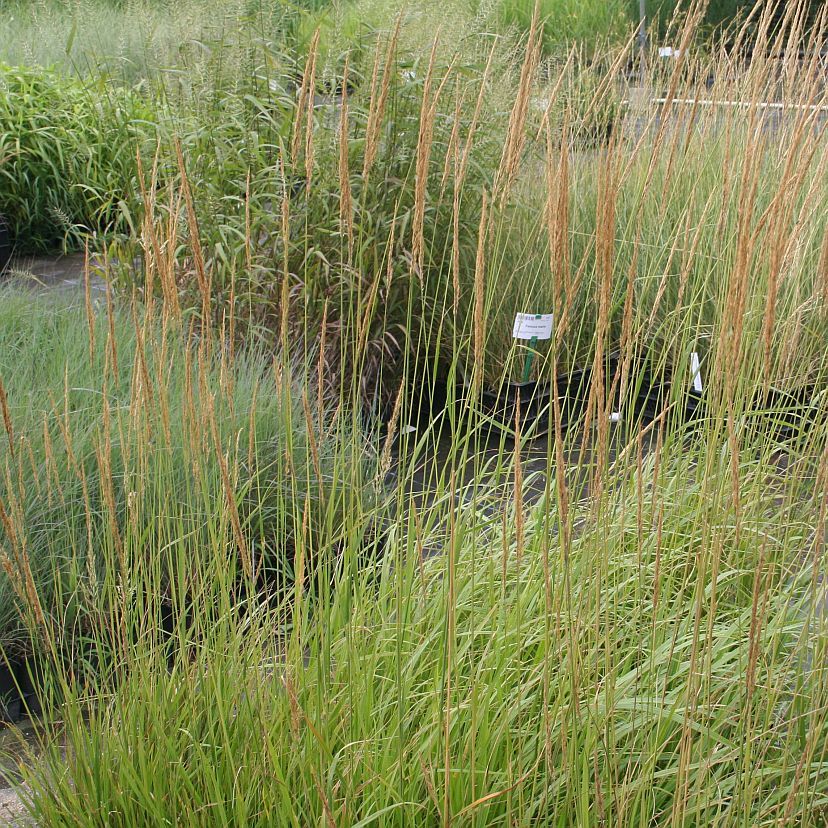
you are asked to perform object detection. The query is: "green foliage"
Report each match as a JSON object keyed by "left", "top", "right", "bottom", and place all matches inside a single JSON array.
[
  {"left": 635, "top": 0, "right": 825, "bottom": 40},
  {"left": 494, "top": 0, "right": 632, "bottom": 55},
  {"left": 112, "top": 23, "right": 514, "bottom": 408},
  {"left": 14, "top": 426, "right": 828, "bottom": 825},
  {"left": 0, "top": 64, "right": 152, "bottom": 251},
  {"left": 632, "top": 0, "right": 751, "bottom": 36},
  {"left": 295, "top": 2, "right": 376, "bottom": 77},
  {"left": 0, "top": 292, "right": 375, "bottom": 662},
  {"left": 2, "top": 7, "right": 828, "bottom": 824},
  {"left": 0, "top": 0, "right": 306, "bottom": 80}
]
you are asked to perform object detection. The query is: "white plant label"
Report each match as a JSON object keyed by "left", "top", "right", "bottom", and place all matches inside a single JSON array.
[
  {"left": 690, "top": 352, "right": 703, "bottom": 393},
  {"left": 659, "top": 46, "right": 681, "bottom": 58},
  {"left": 512, "top": 313, "right": 553, "bottom": 341}
]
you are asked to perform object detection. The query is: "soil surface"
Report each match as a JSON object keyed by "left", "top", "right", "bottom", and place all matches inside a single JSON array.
[
  {"left": 0, "top": 717, "right": 43, "bottom": 826},
  {"left": 0, "top": 786, "right": 31, "bottom": 825}
]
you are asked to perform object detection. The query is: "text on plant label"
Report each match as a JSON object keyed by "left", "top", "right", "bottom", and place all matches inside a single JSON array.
[{"left": 512, "top": 313, "right": 553, "bottom": 340}]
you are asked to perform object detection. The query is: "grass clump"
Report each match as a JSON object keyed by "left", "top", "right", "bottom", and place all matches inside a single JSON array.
[
  {"left": 0, "top": 0, "right": 305, "bottom": 81},
  {"left": 0, "top": 288, "right": 376, "bottom": 670},
  {"left": 120, "top": 3, "right": 828, "bottom": 402},
  {"left": 13, "top": 417, "right": 828, "bottom": 825},
  {"left": 115, "top": 18, "right": 517, "bottom": 410}
]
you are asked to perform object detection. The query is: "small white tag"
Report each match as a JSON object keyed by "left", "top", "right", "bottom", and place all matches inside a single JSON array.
[
  {"left": 690, "top": 352, "right": 703, "bottom": 393},
  {"left": 512, "top": 313, "right": 553, "bottom": 340},
  {"left": 658, "top": 46, "right": 680, "bottom": 58},
  {"left": 610, "top": 412, "right": 622, "bottom": 423}
]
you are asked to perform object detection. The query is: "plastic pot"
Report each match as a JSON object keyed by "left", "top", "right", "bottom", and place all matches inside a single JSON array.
[
  {"left": 0, "top": 657, "right": 40, "bottom": 724},
  {"left": 470, "top": 355, "right": 707, "bottom": 438},
  {"left": 0, "top": 216, "right": 11, "bottom": 275}
]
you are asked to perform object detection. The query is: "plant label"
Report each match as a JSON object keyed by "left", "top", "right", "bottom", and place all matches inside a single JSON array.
[
  {"left": 690, "top": 352, "right": 703, "bottom": 393},
  {"left": 513, "top": 313, "right": 553, "bottom": 341}
]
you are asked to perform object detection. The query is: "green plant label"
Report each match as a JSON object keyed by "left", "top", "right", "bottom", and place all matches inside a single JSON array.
[{"left": 512, "top": 313, "right": 553, "bottom": 341}]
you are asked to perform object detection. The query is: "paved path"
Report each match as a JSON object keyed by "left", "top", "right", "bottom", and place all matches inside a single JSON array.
[{"left": 3, "top": 252, "right": 107, "bottom": 297}]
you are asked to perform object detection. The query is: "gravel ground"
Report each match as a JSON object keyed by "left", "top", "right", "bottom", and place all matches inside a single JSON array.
[
  {"left": 1, "top": 717, "right": 53, "bottom": 828},
  {"left": 0, "top": 786, "right": 31, "bottom": 826}
]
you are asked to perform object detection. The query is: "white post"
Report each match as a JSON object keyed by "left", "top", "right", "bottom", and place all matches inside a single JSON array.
[
  {"left": 690, "top": 352, "right": 703, "bottom": 394},
  {"left": 638, "top": 0, "right": 648, "bottom": 84}
]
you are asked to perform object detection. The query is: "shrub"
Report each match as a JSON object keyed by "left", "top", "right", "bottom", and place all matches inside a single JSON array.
[{"left": 635, "top": 0, "right": 825, "bottom": 43}]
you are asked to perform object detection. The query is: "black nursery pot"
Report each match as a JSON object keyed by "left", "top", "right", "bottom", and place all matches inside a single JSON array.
[
  {"left": 471, "top": 356, "right": 707, "bottom": 438},
  {"left": 479, "top": 380, "right": 550, "bottom": 433},
  {"left": 747, "top": 384, "right": 819, "bottom": 440},
  {"left": 474, "top": 368, "right": 595, "bottom": 436},
  {"left": 625, "top": 364, "right": 706, "bottom": 425},
  {"left": 0, "top": 657, "right": 41, "bottom": 724},
  {"left": 0, "top": 216, "right": 11, "bottom": 275}
]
